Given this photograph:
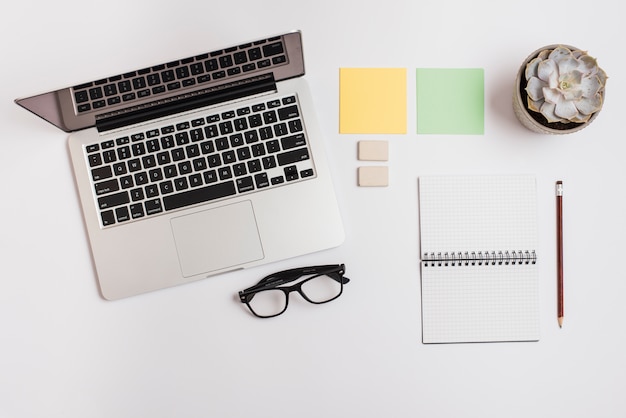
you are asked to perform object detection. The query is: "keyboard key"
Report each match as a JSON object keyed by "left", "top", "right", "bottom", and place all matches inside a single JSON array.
[
  {"left": 145, "top": 184, "right": 159, "bottom": 198},
  {"left": 251, "top": 143, "right": 265, "bottom": 157},
  {"left": 160, "top": 181, "right": 174, "bottom": 195},
  {"left": 242, "top": 63, "right": 256, "bottom": 72},
  {"left": 91, "top": 166, "right": 112, "bottom": 181},
  {"left": 190, "top": 63, "right": 204, "bottom": 75},
  {"left": 89, "top": 87, "right": 104, "bottom": 100},
  {"left": 117, "top": 146, "right": 131, "bottom": 160},
  {"left": 163, "top": 181, "right": 237, "bottom": 211},
  {"left": 278, "top": 105, "right": 300, "bottom": 120},
  {"left": 132, "top": 143, "right": 146, "bottom": 156},
  {"left": 163, "top": 165, "right": 178, "bottom": 178},
  {"left": 116, "top": 136, "right": 130, "bottom": 145},
  {"left": 215, "top": 137, "right": 229, "bottom": 151},
  {"left": 115, "top": 206, "right": 130, "bottom": 222},
  {"left": 95, "top": 179, "right": 119, "bottom": 195},
  {"left": 236, "top": 176, "right": 254, "bottom": 193},
  {"left": 219, "top": 55, "right": 233, "bottom": 68},
  {"left": 233, "top": 163, "right": 247, "bottom": 177},
  {"left": 284, "top": 165, "right": 299, "bottom": 181},
  {"left": 98, "top": 191, "right": 129, "bottom": 210},
  {"left": 120, "top": 176, "right": 134, "bottom": 189},
  {"left": 162, "top": 70, "right": 175, "bottom": 82},
  {"left": 132, "top": 77, "right": 146, "bottom": 89},
  {"left": 272, "top": 55, "right": 287, "bottom": 65},
  {"left": 273, "top": 123, "right": 288, "bottom": 137},
  {"left": 271, "top": 176, "right": 284, "bottom": 185},
  {"left": 118, "top": 80, "right": 132, "bottom": 93},
  {"left": 74, "top": 90, "right": 89, "bottom": 103},
  {"left": 174, "top": 177, "right": 189, "bottom": 191},
  {"left": 262, "top": 156, "right": 277, "bottom": 169},
  {"left": 247, "top": 159, "right": 262, "bottom": 173},
  {"left": 203, "top": 170, "right": 218, "bottom": 184},
  {"left": 218, "top": 166, "right": 233, "bottom": 180},
  {"left": 278, "top": 148, "right": 310, "bottom": 166},
  {"left": 204, "top": 58, "right": 219, "bottom": 72},
  {"left": 289, "top": 119, "right": 303, "bottom": 133},
  {"left": 128, "top": 159, "right": 141, "bottom": 172},
  {"left": 145, "top": 199, "right": 163, "bottom": 215},
  {"left": 234, "top": 51, "right": 248, "bottom": 64},
  {"left": 149, "top": 168, "right": 163, "bottom": 182},
  {"left": 147, "top": 73, "right": 161, "bottom": 86},
  {"left": 101, "top": 210, "right": 115, "bottom": 226},
  {"left": 102, "top": 150, "right": 117, "bottom": 163},
  {"left": 234, "top": 118, "right": 248, "bottom": 131},
  {"left": 254, "top": 173, "right": 269, "bottom": 188},
  {"left": 134, "top": 172, "right": 149, "bottom": 185},
  {"left": 222, "top": 150, "right": 236, "bottom": 165},
  {"left": 266, "top": 140, "right": 280, "bottom": 153},
  {"left": 130, "top": 204, "right": 145, "bottom": 219},
  {"left": 281, "top": 133, "right": 306, "bottom": 150},
  {"left": 248, "top": 47, "right": 262, "bottom": 61},
  {"left": 263, "top": 42, "right": 284, "bottom": 57},
  {"left": 176, "top": 66, "right": 190, "bottom": 79},
  {"left": 113, "top": 162, "right": 127, "bottom": 175},
  {"left": 130, "top": 188, "right": 144, "bottom": 202},
  {"left": 263, "top": 110, "right": 278, "bottom": 124},
  {"left": 189, "top": 174, "right": 203, "bottom": 187},
  {"left": 219, "top": 122, "right": 234, "bottom": 137}
]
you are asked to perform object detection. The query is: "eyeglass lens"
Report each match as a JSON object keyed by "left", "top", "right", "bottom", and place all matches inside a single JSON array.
[{"left": 247, "top": 273, "right": 343, "bottom": 317}]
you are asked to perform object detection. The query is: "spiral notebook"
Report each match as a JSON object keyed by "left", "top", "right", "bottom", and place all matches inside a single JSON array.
[{"left": 418, "top": 175, "right": 540, "bottom": 344}]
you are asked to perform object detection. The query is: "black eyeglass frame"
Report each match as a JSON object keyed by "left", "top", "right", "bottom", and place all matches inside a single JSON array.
[{"left": 238, "top": 264, "right": 350, "bottom": 318}]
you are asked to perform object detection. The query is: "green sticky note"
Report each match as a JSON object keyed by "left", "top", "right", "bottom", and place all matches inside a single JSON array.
[{"left": 416, "top": 68, "right": 484, "bottom": 135}]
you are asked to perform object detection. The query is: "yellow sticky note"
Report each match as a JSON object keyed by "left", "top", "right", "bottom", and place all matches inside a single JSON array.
[{"left": 339, "top": 68, "right": 407, "bottom": 134}]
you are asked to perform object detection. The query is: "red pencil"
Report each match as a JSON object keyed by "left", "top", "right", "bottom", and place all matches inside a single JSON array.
[{"left": 556, "top": 181, "right": 564, "bottom": 328}]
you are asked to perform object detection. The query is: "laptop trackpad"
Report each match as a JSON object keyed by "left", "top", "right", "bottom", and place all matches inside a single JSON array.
[{"left": 170, "top": 200, "right": 264, "bottom": 277}]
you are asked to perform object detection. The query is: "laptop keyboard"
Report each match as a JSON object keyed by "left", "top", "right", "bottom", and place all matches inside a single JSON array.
[
  {"left": 72, "top": 37, "right": 287, "bottom": 115},
  {"left": 85, "top": 94, "right": 314, "bottom": 227}
]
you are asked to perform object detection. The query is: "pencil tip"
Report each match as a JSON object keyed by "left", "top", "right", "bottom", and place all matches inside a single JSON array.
[{"left": 558, "top": 317, "right": 564, "bottom": 328}]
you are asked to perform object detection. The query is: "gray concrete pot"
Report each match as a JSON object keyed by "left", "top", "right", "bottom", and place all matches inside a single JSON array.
[{"left": 513, "top": 44, "right": 602, "bottom": 134}]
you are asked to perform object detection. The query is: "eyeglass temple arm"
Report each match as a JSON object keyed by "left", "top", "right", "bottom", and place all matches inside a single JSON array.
[{"left": 240, "top": 264, "right": 347, "bottom": 295}]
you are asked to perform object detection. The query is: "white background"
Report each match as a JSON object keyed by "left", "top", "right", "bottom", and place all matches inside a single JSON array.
[{"left": 2, "top": 1, "right": 625, "bottom": 417}]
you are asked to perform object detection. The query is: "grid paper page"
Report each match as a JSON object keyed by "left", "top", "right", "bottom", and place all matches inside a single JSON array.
[{"left": 418, "top": 175, "right": 540, "bottom": 343}]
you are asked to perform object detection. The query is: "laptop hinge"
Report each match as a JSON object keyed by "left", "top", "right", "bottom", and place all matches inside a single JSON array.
[{"left": 95, "top": 73, "right": 277, "bottom": 133}]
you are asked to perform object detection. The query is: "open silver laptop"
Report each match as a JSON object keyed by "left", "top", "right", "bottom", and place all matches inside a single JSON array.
[{"left": 16, "top": 30, "right": 344, "bottom": 300}]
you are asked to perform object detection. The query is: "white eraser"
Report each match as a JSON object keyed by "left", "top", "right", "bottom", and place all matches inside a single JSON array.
[
  {"left": 358, "top": 140, "right": 389, "bottom": 161},
  {"left": 358, "top": 166, "right": 388, "bottom": 187}
]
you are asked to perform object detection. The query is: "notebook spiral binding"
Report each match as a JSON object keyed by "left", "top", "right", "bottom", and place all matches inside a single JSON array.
[{"left": 422, "top": 250, "right": 537, "bottom": 267}]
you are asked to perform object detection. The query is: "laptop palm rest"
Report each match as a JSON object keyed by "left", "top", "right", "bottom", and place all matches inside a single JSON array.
[{"left": 170, "top": 200, "right": 264, "bottom": 277}]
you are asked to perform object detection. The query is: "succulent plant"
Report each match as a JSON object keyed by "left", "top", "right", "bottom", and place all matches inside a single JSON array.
[{"left": 524, "top": 46, "right": 607, "bottom": 124}]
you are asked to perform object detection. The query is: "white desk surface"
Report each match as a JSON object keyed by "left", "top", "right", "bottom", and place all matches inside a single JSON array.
[{"left": 2, "top": 1, "right": 625, "bottom": 417}]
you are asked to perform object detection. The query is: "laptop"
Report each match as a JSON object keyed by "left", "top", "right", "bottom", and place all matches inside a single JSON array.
[{"left": 16, "top": 30, "right": 345, "bottom": 300}]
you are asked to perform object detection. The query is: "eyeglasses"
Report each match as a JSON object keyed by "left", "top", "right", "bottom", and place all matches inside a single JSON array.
[{"left": 238, "top": 264, "right": 350, "bottom": 318}]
